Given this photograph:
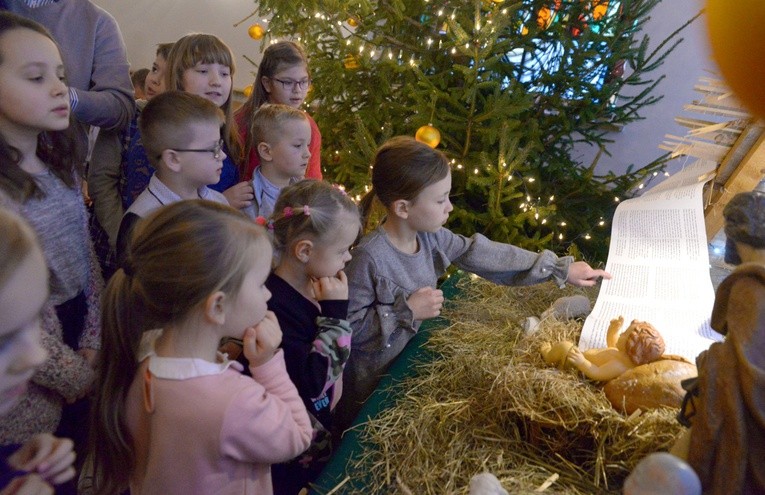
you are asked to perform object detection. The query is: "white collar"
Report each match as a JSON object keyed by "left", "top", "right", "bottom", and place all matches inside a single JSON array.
[{"left": 138, "top": 329, "right": 244, "bottom": 380}]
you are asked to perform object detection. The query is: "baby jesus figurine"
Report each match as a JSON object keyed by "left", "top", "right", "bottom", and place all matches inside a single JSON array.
[{"left": 540, "top": 316, "right": 665, "bottom": 381}]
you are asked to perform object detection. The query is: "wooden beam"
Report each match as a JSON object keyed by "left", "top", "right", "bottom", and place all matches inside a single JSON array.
[{"left": 704, "top": 127, "right": 765, "bottom": 240}]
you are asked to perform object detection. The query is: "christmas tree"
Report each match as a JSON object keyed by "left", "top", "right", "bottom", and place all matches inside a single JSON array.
[{"left": 242, "top": 0, "right": 695, "bottom": 262}]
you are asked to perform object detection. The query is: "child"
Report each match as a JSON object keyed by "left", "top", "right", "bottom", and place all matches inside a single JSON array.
[
  {"left": 241, "top": 104, "right": 311, "bottom": 220},
  {"left": 262, "top": 180, "right": 358, "bottom": 494},
  {"left": 115, "top": 90, "right": 229, "bottom": 261},
  {"left": 89, "top": 42, "right": 174, "bottom": 277},
  {"left": 336, "top": 136, "right": 611, "bottom": 432},
  {"left": 0, "top": 11, "right": 101, "bottom": 453},
  {"left": 165, "top": 33, "right": 253, "bottom": 209},
  {"left": 0, "top": 208, "right": 78, "bottom": 493},
  {"left": 89, "top": 200, "right": 312, "bottom": 495},
  {"left": 235, "top": 41, "right": 322, "bottom": 181}
]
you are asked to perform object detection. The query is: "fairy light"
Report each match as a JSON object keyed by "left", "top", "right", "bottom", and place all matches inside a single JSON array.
[
  {"left": 638, "top": 183, "right": 644, "bottom": 189},
  {"left": 560, "top": 221, "right": 567, "bottom": 226},
  {"left": 598, "top": 220, "right": 605, "bottom": 226},
  {"left": 614, "top": 196, "right": 620, "bottom": 202},
  {"left": 369, "top": 49, "right": 375, "bottom": 57},
  {"left": 457, "top": 164, "right": 463, "bottom": 170},
  {"left": 549, "top": 195, "right": 555, "bottom": 201},
  {"left": 558, "top": 233, "right": 564, "bottom": 240},
  {"left": 346, "top": 39, "right": 351, "bottom": 45},
  {"left": 585, "top": 234, "right": 591, "bottom": 240},
  {"left": 527, "top": 177, "right": 535, "bottom": 183},
  {"left": 451, "top": 47, "right": 457, "bottom": 54},
  {"left": 474, "top": 168, "right": 479, "bottom": 174},
  {"left": 541, "top": 218, "right": 547, "bottom": 224},
  {"left": 427, "top": 38, "right": 433, "bottom": 46}
]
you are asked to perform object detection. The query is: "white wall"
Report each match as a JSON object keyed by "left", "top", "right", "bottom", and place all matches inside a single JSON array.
[
  {"left": 93, "top": 0, "right": 267, "bottom": 92},
  {"left": 95, "top": 0, "right": 715, "bottom": 177},
  {"left": 572, "top": 0, "right": 716, "bottom": 178}
]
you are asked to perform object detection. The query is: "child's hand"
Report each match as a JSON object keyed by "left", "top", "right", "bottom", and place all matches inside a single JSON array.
[
  {"left": 243, "top": 311, "right": 282, "bottom": 367},
  {"left": 312, "top": 271, "right": 349, "bottom": 301},
  {"left": 0, "top": 474, "right": 53, "bottom": 495},
  {"left": 406, "top": 287, "right": 444, "bottom": 321},
  {"left": 7, "top": 434, "right": 76, "bottom": 486},
  {"left": 222, "top": 181, "right": 254, "bottom": 209},
  {"left": 565, "top": 261, "right": 611, "bottom": 287}
]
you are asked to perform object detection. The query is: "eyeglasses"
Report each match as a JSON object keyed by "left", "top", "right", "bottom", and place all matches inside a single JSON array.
[
  {"left": 168, "top": 139, "right": 225, "bottom": 160},
  {"left": 271, "top": 77, "right": 311, "bottom": 91}
]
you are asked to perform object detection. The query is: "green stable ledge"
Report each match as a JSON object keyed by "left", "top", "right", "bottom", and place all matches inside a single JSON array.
[{"left": 310, "top": 273, "right": 463, "bottom": 494}]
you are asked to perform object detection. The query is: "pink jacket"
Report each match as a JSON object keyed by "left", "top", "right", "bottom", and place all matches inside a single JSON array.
[{"left": 126, "top": 346, "right": 312, "bottom": 495}]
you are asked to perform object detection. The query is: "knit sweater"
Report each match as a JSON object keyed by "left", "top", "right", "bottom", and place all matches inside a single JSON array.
[
  {"left": 126, "top": 333, "right": 312, "bottom": 495},
  {"left": 335, "top": 226, "right": 572, "bottom": 431},
  {"left": 0, "top": 175, "right": 102, "bottom": 444}
]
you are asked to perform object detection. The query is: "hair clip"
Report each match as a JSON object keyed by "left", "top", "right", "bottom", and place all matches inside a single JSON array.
[
  {"left": 254, "top": 216, "right": 274, "bottom": 231},
  {"left": 283, "top": 206, "right": 294, "bottom": 218},
  {"left": 303, "top": 205, "right": 311, "bottom": 216}
]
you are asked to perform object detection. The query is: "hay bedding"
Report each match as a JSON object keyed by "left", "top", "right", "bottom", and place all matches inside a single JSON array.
[{"left": 331, "top": 276, "right": 683, "bottom": 494}]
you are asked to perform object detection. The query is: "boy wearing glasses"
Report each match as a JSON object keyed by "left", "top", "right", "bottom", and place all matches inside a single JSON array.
[
  {"left": 116, "top": 91, "right": 229, "bottom": 262},
  {"left": 241, "top": 104, "right": 311, "bottom": 220}
]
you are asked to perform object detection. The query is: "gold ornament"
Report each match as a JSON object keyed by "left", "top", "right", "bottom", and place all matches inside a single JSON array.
[
  {"left": 247, "top": 23, "right": 265, "bottom": 40},
  {"left": 347, "top": 17, "right": 359, "bottom": 27},
  {"left": 343, "top": 53, "right": 360, "bottom": 70},
  {"left": 706, "top": 0, "right": 765, "bottom": 119},
  {"left": 415, "top": 124, "right": 441, "bottom": 148},
  {"left": 243, "top": 84, "right": 253, "bottom": 97}
]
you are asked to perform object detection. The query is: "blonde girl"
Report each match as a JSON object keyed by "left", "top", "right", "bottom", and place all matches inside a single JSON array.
[
  {"left": 165, "top": 33, "right": 253, "bottom": 209},
  {"left": 250, "top": 180, "right": 358, "bottom": 494},
  {"left": 0, "top": 12, "right": 101, "bottom": 454},
  {"left": 89, "top": 200, "right": 311, "bottom": 495},
  {"left": 235, "top": 41, "right": 322, "bottom": 182},
  {"left": 336, "top": 136, "right": 611, "bottom": 432},
  {"left": 0, "top": 208, "right": 77, "bottom": 494}
]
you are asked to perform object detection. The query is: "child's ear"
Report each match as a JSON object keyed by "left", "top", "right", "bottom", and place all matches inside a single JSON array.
[
  {"left": 261, "top": 77, "right": 272, "bottom": 95},
  {"left": 203, "top": 291, "right": 227, "bottom": 325},
  {"left": 293, "top": 239, "right": 313, "bottom": 263},
  {"left": 391, "top": 199, "right": 410, "bottom": 219},
  {"left": 160, "top": 149, "right": 183, "bottom": 173},
  {"left": 257, "top": 142, "right": 272, "bottom": 162}
]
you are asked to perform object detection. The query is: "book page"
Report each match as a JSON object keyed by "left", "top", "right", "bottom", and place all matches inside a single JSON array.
[{"left": 579, "top": 160, "right": 723, "bottom": 362}]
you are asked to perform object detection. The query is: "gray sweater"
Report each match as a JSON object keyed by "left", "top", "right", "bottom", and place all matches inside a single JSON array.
[{"left": 335, "top": 226, "right": 572, "bottom": 430}]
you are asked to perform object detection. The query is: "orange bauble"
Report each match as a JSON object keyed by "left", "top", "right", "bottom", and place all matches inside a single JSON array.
[
  {"left": 347, "top": 17, "right": 359, "bottom": 27},
  {"left": 706, "top": 0, "right": 765, "bottom": 118},
  {"left": 415, "top": 125, "right": 441, "bottom": 148},
  {"left": 247, "top": 24, "right": 265, "bottom": 40},
  {"left": 243, "top": 85, "right": 253, "bottom": 97}
]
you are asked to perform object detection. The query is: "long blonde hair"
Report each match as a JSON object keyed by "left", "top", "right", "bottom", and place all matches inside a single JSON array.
[
  {"left": 89, "top": 200, "right": 271, "bottom": 495},
  {"left": 164, "top": 34, "right": 241, "bottom": 166}
]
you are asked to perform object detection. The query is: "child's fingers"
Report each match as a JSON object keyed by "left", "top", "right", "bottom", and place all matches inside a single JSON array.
[
  {"left": 39, "top": 452, "right": 76, "bottom": 484},
  {"left": 336, "top": 270, "right": 348, "bottom": 284},
  {"left": 1, "top": 474, "right": 54, "bottom": 495}
]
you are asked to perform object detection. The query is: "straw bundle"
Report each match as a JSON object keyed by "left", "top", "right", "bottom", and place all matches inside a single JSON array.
[{"left": 332, "top": 276, "right": 683, "bottom": 494}]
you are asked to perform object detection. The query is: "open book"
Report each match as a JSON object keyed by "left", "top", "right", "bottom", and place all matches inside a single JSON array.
[{"left": 578, "top": 160, "right": 724, "bottom": 362}]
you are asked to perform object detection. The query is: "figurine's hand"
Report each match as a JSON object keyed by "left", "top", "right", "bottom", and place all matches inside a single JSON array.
[
  {"left": 407, "top": 287, "right": 444, "bottom": 320},
  {"left": 242, "top": 311, "right": 282, "bottom": 368},
  {"left": 566, "top": 347, "right": 588, "bottom": 369},
  {"left": 8, "top": 434, "right": 76, "bottom": 485},
  {"left": 566, "top": 261, "right": 611, "bottom": 287},
  {"left": 312, "top": 271, "right": 348, "bottom": 301},
  {"left": 222, "top": 181, "right": 254, "bottom": 209}
]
